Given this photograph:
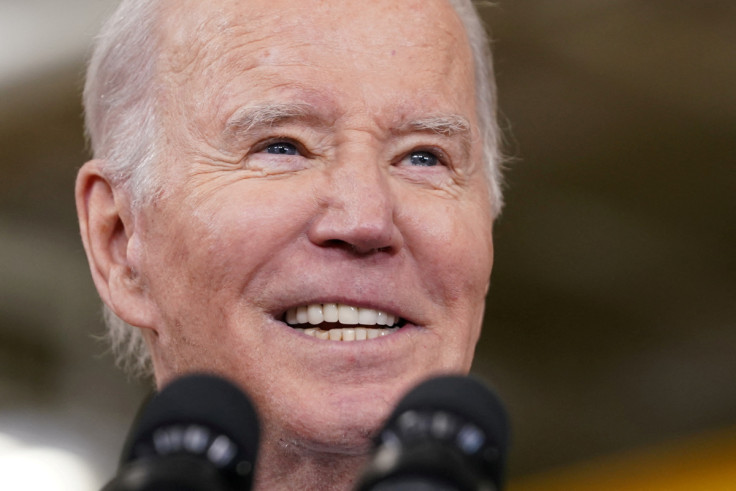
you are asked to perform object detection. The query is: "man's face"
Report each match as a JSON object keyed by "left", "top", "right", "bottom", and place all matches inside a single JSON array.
[{"left": 131, "top": 0, "right": 494, "bottom": 451}]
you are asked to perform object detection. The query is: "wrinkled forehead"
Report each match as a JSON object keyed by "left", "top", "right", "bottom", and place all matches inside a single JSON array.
[
  {"left": 157, "top": 0, "right": 472, "bottom": 78},
  {"left": 152, "top": 0, "right": 480, "bottom": 158}
]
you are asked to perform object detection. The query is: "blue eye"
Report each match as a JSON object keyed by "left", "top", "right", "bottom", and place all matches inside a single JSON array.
[
  {"left": 408, "top": 151, "right": 439, "bottom": 167},
  {"left": 265, "top": 141, "right": 299, "bottom": 155}
]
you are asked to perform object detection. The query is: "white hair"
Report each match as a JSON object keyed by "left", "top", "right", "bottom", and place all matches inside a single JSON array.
[
  {"left": 449, "top": 0, "right": 505, "bottom": 213},
  {"left": 83, "top": 0, "right": 504, "bottom": 378}
]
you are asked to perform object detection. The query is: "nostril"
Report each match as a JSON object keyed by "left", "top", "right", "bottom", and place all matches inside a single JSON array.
[
  {"left": 350, "top": 244, "right": 392, "bottom": 255},
  {"left": 306, "top": 175, "right": 403, "bottom": 254},
  {"left": 318, "top": 239, "right": 390, "bottom": 256}
]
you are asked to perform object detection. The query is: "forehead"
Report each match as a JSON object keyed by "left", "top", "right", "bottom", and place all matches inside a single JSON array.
[
  {"left": 157, "top": 0, "right": 476, "bottom": 133},
  {"left": 160, "top": 0, "right": 468, "bottom": 53}
]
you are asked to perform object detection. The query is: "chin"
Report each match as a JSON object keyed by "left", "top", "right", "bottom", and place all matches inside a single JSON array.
[
  {"left": 285, "top": 418, "right": 378, "bottom": 457},
  {"left": 274, "top": 380, "right": 410, "bottom": 456}
]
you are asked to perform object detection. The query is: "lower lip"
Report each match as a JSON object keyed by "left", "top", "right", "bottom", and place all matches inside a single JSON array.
[
  {"left": 269, "top": 320, "right": 423, "bottom": 371},
  {"left": 277, "top": 320, "right": 417, "bottom": 346}
]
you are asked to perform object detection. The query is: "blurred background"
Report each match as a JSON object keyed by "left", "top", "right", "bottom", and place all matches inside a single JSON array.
[{"left": 1, "top": 0, "right": 734, "bottom": 489}]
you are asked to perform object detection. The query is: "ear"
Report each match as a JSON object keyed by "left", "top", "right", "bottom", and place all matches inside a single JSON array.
[{"left": 75, "top": 160, "right": 159, "bottom": 331}]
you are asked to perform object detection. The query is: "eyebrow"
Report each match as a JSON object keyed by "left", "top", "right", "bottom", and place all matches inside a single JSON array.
[
  {"left": 223, "top": 101, "right": 325, "bottom": 135},
  {"left": 223, "top": 103, "right": 473, "bottom": 150},
  {"left": 395, "top": 114, "right": 473, "bottom": 152},
  {"left": 402, "top": 115, "right": 471, "bottom": 137}
]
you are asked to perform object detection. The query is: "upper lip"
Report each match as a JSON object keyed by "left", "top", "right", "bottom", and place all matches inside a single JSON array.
[{"left": 274, "top": 298, "right": 412, "bottom": 326}]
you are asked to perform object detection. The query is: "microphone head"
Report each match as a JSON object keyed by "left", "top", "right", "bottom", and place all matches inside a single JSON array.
[
  {"left": 358, "top": 374, "right": 510, "bottom": 491},
  {"left": 119, "top": 373, "right": 260, "bottom": 490}
]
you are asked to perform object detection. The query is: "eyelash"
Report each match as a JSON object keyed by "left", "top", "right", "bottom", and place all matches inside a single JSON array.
[
  {"left": 253, "top": 137, "right": 308, "bottom": 157},
  {"left": 251, "top": 137, "right": 450, "bottom": 169},
  {"left": 401, "top": 147, "right": 449, "bottom": 168}
]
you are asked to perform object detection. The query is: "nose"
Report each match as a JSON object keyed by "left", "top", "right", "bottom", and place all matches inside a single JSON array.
[{"left": 307, "top": 157, "right": 403, "bottom": 255}]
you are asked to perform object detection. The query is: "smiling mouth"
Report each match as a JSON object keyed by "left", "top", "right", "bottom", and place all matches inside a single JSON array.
[{"left": 283, "top": 303, "right": 405, "bottom": 341}]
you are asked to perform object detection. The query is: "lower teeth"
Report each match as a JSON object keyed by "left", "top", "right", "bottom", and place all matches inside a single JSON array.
[{"left": 295, "top": 327, "right": 398, "bottom": 341}]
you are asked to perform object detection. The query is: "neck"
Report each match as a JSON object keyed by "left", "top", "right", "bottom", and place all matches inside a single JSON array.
[{"left": 254, "top": 437, "right": 369, "bottom": 491}]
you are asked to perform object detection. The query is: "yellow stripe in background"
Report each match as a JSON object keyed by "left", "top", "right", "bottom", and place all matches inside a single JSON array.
[{"left": 509, "top": 426, "right": 736, "bottom": 491}]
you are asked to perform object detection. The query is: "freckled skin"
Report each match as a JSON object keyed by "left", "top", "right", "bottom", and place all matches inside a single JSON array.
[{"left": 115, "top": 0, "right": 493, "bottom": 489}]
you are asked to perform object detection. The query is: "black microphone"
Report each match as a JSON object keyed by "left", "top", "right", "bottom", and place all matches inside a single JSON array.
[
  {"left": 102, "top": 373, "right": 260, "bottom": 491},
  {"left": 355, "top": 375, "right": 509, "bottom": 491}
]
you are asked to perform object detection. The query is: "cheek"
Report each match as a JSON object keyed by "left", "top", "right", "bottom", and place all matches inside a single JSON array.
[
  {"left": 141, "top": 179, "right": 313, "bottom": 315},
  {"left": 406, "top": 199, "right": 494, "bottom": 308}
]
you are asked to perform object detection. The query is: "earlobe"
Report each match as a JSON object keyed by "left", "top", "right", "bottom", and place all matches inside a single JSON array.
[{"left": 75, "top": 160, "right": 158, "bottom": 331}]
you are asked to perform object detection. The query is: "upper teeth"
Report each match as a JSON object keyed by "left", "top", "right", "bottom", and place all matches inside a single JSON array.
[{"left": 285, "top": 303, "right": 398, "bottom": 327}]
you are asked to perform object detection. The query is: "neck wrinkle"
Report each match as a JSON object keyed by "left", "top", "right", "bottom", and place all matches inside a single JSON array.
[
  {"left": 253, "top": 425, "right": 371, "bottom": 491},
  {"left": 254, "top": 442, "right": 369, "bottom": 491}
]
